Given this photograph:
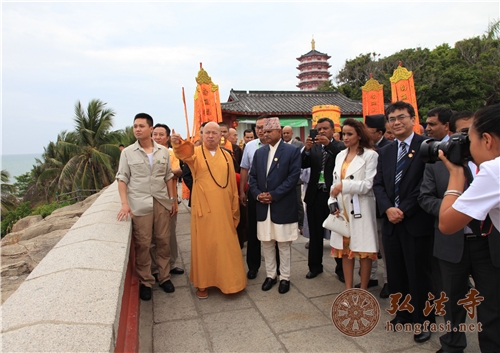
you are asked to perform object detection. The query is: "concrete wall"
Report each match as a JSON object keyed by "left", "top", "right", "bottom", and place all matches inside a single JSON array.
[{"left": 1, "top": 181, "right": 132, "bottom": 352}]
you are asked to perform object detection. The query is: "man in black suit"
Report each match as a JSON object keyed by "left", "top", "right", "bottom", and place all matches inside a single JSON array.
[
  {"left": 364, "top": 114, "right": 391, "bottom": 296},
  {"left": 419, "top": 111, "right": 500, "bottom": 353},
  {"left": 373, "top": 101, "right": 435, "bottom": 343},
  {"left": 302, "top": 118, "right": 344, "bottom": 281}
]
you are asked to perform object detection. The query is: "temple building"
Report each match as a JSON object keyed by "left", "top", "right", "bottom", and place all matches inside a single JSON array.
[
  {"left": 221, "top": 90, "right": 362, "bottom": 142},
  {"left": 296, "top": 39, "right": 332, "bottom": 91}
]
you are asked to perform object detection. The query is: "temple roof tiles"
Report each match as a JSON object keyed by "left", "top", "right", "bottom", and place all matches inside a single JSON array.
[{"left": 221, "top": 90, "right": 362, "bottom": 115}]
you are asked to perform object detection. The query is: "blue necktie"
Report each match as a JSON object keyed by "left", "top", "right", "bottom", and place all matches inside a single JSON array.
[{"left": 394, "top": 142, "right": 407, "bottom": 207}]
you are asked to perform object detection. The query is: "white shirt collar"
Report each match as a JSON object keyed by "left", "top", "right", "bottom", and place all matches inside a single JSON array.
[
  {"left": 397, "top": 132, "right": 414, "bottom": 148},
  {"left": 441, "top": 134, "right": 450, "bottom": 142}
]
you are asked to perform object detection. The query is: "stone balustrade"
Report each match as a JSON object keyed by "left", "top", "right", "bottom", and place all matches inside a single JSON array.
[{"left": 1, "top": 181, "right": 133, "bottom": 352}]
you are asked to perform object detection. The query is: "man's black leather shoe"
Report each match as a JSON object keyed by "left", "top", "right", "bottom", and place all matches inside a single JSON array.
[
  {"left": 306, "top": 270, "right": 322, "bottom": 279},
  {"left": 153, "top": 273, "right": 159, "bottom": 283},
  {"left": 160, "top": 280, "right": 175, "bottom": 293},
  {"left": 261, "top": 277, "right": 277, "bottom": 291},
  {"left": 170, "top": 267, "right": 184, "bottom": 275},
  {"left": 380, "top": 283, "right": 389, "bottom": 298},
  {"left": 247, "top": 270, "right": 258, "bottom": 279},
  {"left": 140, "top": 284, "right": 152, "bottom": 301},
  {"left": 278, "top": 280, "right": 290, "bottom": 294},
  {"left": 354, "top": 279, "right": 379, "bottom": 288},
  {"left": 414, "top": 331, "right": 431, "bottom": 343}
]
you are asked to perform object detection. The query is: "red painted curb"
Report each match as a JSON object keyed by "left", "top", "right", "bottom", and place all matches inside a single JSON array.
[{"left": 115, "top": 238, "right": 140, "bottom": 353}]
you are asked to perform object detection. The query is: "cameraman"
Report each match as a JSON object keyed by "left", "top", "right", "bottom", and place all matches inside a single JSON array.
[
  {"left": 438, "top": 103, "right": 500, "bottom": 353},
  {"left": 419, "top": 111, "right": 480, "bottom": 353}
]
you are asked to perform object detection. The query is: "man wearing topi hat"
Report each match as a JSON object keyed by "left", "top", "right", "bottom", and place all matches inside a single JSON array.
[{"left": 249, "top": 117, "right": 302, "bottom": 294}]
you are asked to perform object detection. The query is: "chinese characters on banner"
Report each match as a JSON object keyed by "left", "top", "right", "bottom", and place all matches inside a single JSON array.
[
  {"left": 361, "top": 74, "right": 385, "bottom": 120},
  {"left": 390, "top": 61, "right": 421, "bottom": 134},
  {"left": 192, "top": 64, "right": 223, "bottom": 142}
]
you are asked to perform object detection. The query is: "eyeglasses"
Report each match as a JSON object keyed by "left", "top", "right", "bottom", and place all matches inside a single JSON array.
[{"left": 388, "top": 115, "right": 412, "bottom": 124}]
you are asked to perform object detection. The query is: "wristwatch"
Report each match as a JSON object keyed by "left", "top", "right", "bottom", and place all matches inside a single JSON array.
[{"left": 168, "top": 197, "right": 175, "bottom": 200}]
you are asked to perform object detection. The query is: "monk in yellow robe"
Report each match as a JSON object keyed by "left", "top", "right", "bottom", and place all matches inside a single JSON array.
[{"left": 171, "top": 122, "right": 247, "bottom": 299}]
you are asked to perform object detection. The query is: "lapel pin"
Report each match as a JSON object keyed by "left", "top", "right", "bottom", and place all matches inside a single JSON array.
[
  {"left": 408, "top": 153, "right": 413, "bottom": 158},
  {"left": 274, "top": 158, "right": 278, "bottom": 161}
]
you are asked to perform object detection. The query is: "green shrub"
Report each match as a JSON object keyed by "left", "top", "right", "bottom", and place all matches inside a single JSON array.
[
  {"left": 1, "top": 202, "right": 33, "bottom": 237},
  {"left": 32, "top": 201, "right": 71, "bottom": 218},
  {"left": 1, "top": 201, "right": 72, "bottom": 238}
]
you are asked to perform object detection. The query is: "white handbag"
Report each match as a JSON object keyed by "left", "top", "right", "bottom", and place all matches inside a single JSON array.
[{"left": 323, "top": 213, "right": 350, "bottom": 238}]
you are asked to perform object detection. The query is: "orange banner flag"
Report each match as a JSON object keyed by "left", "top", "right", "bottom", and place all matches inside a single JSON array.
[
  {"left": 192, "top": 63, "right": 222, "bottom": 142},
  {"left": 390, "top": 62, "right": 420, "bottom": 133},
  {"left": 361, "top": 74, "right": 385, "bottom": 120}
]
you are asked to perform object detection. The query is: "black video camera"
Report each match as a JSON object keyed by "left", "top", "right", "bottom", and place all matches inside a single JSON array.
[{"left": 420, "top": 131, "right": 471, "bottom": 165}]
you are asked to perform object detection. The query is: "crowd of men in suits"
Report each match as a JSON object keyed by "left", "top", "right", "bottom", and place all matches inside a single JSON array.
[
  {"left": 119, "top": 104, "right": 497, "bottom": 352},
  {"left": 237, "top": 102, "right": 499, "bottom": 351}
]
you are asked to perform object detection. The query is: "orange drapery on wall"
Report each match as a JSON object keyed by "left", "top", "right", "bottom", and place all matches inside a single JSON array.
[
  {"left": 390, "top": 62, "right": 420, "bottom": 133},
  {"left": 192, "top": 64, "right": 223, "bottom": 143},
  {"left": 312, "top": 105, "right": 341, "bottom": 132},
  {"left": 361, "top": 74, "right": 385, "bottom": 120}
]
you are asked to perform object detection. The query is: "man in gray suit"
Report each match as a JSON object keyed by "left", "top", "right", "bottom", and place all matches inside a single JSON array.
[
  {"left": 282, "top": 126, "right": 305, "bottom": 232},
  {"left": 419, "top": 111, "right": 500, "bottom": 353}
]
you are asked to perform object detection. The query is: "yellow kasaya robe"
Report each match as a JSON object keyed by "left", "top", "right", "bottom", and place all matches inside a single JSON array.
[{"left": 173, "top": 140, "right": 247, "bottom": 294}]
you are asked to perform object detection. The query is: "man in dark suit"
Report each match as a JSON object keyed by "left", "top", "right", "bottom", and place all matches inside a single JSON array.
[
  {"left": 249, "top": 118, "right": 301, "bottom": 294},
  {"left": 363, "top": 114, "right": 392, "bottom": 295},
  {"left": 282, "top": 125, "right": 305, "bottom": 232},
  {"left": 419, "top": 111, "right": 500, "bottom": 353},
  {"left": 302, "top": 118, "right": 344, "bottom": 281},
  {"left": 373, "top": 101, "right": 435, "bottom": 343}
]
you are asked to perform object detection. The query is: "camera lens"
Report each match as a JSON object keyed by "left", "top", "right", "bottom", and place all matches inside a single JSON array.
[{"left": 420, "top": 139, "right": 447, "bottom": 164}]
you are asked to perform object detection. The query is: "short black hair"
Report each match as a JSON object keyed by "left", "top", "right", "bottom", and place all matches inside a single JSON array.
[
  {"left": 218, "top": 122, "right": 229, "bottom": 129},
  {"left": 153, "top": 123, "right": 171, "bottom": 136},
  {"left": 119, "top": 144, "right": 124, "bottom": 147},
  {"left": 134, "top": 113, "right": 153, "bottom": 127},
  {"left": 316, "top": 118, "right": 334, "bottom": 128},
  {"left": 385, "top": 101, "right": 415, "bottom": 118},
  {"left": 243, "top": 129, "right": 253, "bottom": 135},
  {"left": 449, "top": 111, "right": 474, "bottom": 133},
  {"left": 427, "top": 107, "right": 454, "bottom": 125},
  {"left": 473, "top": 103, "right": 500, "bottom": 139},
  {"left": 256, "top": 114, "right": 269, "bottom": 122}
]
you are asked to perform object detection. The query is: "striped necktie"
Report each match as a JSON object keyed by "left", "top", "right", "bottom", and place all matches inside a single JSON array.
[{"left": 394, "top": 141, "right": 408, "bottom": 207}]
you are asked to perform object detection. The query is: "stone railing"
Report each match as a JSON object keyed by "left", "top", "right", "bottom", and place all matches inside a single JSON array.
[{"left": 1, "top": 181, "right": 137, "bottom": 352}]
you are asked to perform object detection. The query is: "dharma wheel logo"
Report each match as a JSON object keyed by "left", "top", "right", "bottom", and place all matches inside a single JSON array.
[{"left": 331, "top": 288, "right": 380, "bottom": 337}]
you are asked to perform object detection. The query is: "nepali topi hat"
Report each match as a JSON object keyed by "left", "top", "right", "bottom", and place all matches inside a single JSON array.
[
  {"left": 264, "top": 117, "right": 281, "bottom": 130},
  {"left": 365, "top": 114, "right": 386, "bottom": 130}
]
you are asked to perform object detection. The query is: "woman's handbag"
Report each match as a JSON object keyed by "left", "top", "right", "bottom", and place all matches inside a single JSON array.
[{"left": 323, "top": 213, "right": 350, "bottom": 238}]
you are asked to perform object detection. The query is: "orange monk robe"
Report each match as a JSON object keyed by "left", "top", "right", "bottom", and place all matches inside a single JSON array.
[{"left": 173, "top": 139, "right": 247, "bottom": 294}]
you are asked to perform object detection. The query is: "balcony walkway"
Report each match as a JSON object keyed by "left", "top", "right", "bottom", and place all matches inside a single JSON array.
[{"left": 139, "top": 199, "right": 480, "bottom": 353}]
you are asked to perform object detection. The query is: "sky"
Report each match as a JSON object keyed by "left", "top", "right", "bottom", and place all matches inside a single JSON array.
[{"left": 1, "top": 1, "right": 499, "bottom": 156}]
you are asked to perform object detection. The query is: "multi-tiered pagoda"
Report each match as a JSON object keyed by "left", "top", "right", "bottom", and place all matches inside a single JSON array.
[{"left": 296, "top": 39, "right": 331, "bottom": 91}]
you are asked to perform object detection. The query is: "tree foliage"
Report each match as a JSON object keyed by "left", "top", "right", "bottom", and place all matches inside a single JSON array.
[{"left": 335, "top": 20, "right": 500, "bottom": 119}]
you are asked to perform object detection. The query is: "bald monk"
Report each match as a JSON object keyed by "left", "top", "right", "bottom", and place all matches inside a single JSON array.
[{"left": 171, "top": 122, "right": 247, "bottom": 299}]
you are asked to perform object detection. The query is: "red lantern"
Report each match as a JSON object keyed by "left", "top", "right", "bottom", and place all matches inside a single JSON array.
[{"left": 232, "top": 121, "right": 239, "bottom": 128}]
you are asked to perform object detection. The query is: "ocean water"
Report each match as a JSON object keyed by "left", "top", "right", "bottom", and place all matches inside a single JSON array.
[{"left": 1, "top": 153, "right": 42, "bottom": 182}]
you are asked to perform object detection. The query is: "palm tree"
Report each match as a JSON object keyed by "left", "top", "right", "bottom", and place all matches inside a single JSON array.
[
  {"left": 1, "top": 170, "right": 17, "bottom": 212},
  {"left": 58, "top": 99, "right": 120, "bottom": 191}
]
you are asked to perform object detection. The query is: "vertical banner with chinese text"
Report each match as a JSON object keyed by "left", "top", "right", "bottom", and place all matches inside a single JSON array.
[
  {"left": 193, "top": 65, "right": 222, "bottom": 142},
  {"left": 361, "top": 75, "right": 385, "bottom": 120},
  {"left": 390, "top": 62, "right": 420, "bottom": 133}
]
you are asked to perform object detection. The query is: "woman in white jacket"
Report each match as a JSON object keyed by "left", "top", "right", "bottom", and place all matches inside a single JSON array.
[{"left": 329, "top": 118, "right": 379, "bottom": 290}]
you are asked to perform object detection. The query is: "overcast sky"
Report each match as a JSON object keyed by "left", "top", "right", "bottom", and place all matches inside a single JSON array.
[{"left": 2, "top": 1, "right": 498, "bottom": 155}]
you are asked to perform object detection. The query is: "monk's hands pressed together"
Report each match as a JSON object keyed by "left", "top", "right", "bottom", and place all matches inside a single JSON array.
[
  {"left": 117, "top": 203, "right": 133, "bottom": 221},
  {"left": 170, "top": 129, "right": 181, "bottom": 145},
  {"left": 386, "top": 207, "right": 404, "bottom": 224}
]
